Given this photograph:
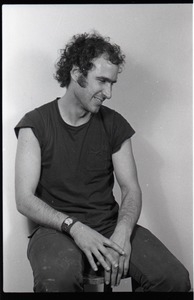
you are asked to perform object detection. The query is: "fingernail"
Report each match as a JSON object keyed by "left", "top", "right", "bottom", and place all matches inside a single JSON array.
[{"left": 106, "top": 281, "right": 109, "bottom": 285}]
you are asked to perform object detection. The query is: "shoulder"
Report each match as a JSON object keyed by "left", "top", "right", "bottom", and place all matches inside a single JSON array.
[
  {"left": 14, "top": 99, "right": 57, "bottom": 139},
  {"left": 100, "top": 105, "right": 115, "bottom": 116},
  {"left": 24, "top": 99, "right": 57, "bottom": 124},
  {"left": 99, "top": 106, "right": 135, "bottom": 154},
  {"left": 34, "top": 99, "right": 57, "bottom": 116},
  {"left": 99, "top": 105, "right": 116, "bottom": 123},
  {"left": 99, "top": 105, "right": 128, "bottom": 124}
]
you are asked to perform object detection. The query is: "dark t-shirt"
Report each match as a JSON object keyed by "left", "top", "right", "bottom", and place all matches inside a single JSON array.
[{"left": 15, "top": 98, "right": 135, "bottom": 236}]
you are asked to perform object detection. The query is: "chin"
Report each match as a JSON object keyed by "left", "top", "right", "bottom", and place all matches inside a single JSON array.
[
  {"left": 92, "top": 107, "right": 100, "bottom": 114},
  {"left": 92, "top": 104, "right": 101, "bottom": 113},
  {"left": 85, "top": 104, "right": 101, "bottom": 114}
]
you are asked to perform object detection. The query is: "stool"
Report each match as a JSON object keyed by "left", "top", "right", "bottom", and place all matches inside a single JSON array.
[
  {"left": 84, "top": 274, "right": 112, "bottom": 293},
  {"left": 83, "top": 267, "right": 139, "bottom": 292}
]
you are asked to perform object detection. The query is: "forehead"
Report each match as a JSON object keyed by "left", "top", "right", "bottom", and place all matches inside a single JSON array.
[{"left": 89, "top": 56, "right": 119, "bottom": 80}]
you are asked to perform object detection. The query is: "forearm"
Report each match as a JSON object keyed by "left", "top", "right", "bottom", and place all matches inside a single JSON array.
[
  {"left": 16, "top": 193, "right": 68, "bottom": 232},
  {"left": 116, "top": 186, "right": 142, "bottom": 237}
]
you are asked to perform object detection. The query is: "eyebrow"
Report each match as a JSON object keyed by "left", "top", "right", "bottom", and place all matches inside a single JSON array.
[{"left": 96, "top": 76, "right": 117, "bottom": 84}]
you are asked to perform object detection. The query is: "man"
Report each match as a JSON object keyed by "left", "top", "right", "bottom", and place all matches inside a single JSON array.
[{"left": 14, "top": 32, "right": 191, "bottom": 292}]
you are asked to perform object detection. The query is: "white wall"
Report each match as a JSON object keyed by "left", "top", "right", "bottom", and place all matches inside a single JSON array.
[{"left": 3, "top": 4, "right": 193, "bottom": 292}]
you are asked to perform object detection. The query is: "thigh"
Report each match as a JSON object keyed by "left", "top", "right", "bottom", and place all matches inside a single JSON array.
[
  {"left": 128, "top": 224, "right": 188, "bottom": 291},
  {"left": 27, "top": 226, "right": 85, "bottom": 292}
]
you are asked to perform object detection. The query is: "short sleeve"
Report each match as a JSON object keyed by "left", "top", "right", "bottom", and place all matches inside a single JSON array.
[
  {"left": 111, "top": 111, "right": 135, "bottom": 154},
  {"left": 14, "top": 109, "right": 44, "bottom": 148}
]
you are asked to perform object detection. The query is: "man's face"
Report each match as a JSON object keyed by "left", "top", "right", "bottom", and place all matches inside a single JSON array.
[{"left": 75, "top": 56, "right": 119, "bottom": 113}]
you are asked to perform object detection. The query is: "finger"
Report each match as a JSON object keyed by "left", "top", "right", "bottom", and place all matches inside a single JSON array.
[
  {"left": 116, "top": 257, "right": 125, "bottom": 286},
  {"left": 123, "top": 253, "right": 130, "bottom": 277},
  {"left": 98, "top": 246, "right": 119, "bottom": 268},
  {"left": 123, "top": 258, "right": 130, "bottom": 277},
  {"left": 85, "top": 251, "right": 98, "bottom": 272},
  {"left": 104, "top": 263, "right": 111, "bottom": 285},
  {"left": 111, "top": 264, "right": 119, "bottom": 287},
  {"left": 103, "top": 238, "right": 125, "bottom": 255},
  {"left": 93, "top": 249, "right": 111, "bottom": 272}
]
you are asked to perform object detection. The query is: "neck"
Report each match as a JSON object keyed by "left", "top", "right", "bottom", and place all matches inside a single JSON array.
[{"left": 58, "top": 90, "right": 91, "bottom": 127}]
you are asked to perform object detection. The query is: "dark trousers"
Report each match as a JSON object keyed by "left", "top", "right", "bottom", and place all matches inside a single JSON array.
[{"left": 27, "top": 224, "right": 191, "bottom": 292}]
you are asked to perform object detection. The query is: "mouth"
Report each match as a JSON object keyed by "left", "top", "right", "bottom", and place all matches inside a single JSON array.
[{"left": 94, "top": 96, "right": 104, "bottom": 105}]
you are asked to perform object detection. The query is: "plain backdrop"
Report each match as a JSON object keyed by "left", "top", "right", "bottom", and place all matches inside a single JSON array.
[{"left": 3, "top": 4, "right": 193, "bottom": 292}]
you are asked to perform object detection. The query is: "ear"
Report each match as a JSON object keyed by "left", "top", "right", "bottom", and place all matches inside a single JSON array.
[{"left": 70, "top": 65, "right": 81, "bottom": 82}]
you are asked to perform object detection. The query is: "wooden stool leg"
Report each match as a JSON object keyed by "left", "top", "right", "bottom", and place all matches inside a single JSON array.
[
  {"left": 104, "top": 283, "right": 113, "bottom": 292},
  {"left": 131, "top": 277, "right": 141, "bottom": 291}
]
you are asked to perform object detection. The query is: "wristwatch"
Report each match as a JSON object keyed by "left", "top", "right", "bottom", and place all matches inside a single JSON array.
[{"left": 61, "top": 216, "right": 78, "bottom": 234}]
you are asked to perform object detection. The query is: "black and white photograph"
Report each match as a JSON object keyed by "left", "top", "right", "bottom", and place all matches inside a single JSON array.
[{"left": 2, "top": 3, "right": 193, "bottom": 295}]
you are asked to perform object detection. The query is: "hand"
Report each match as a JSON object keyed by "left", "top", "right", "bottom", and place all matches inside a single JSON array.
[
  {"left": 70, "top": 222, "right": 125, "bottom": 272},
  {"left": 104, "top": 231, "right": 131, "bottom": 287}
]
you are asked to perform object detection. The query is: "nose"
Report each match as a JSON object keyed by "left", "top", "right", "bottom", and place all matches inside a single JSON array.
[{"left": 102, "top": 83, "right": 112, "bottom": 100}]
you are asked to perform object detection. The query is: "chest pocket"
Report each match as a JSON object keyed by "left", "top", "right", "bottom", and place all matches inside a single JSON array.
[
  {"left": 84, "top": 112, "right": 112, "bottom": 172},
  {"left": 86, "top": 147, "right": 108, "bottom": 171}
]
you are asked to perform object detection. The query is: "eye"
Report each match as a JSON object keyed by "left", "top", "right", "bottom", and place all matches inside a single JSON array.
[{"left": 98, "top": 78, "right": 106, "bottom": 83}]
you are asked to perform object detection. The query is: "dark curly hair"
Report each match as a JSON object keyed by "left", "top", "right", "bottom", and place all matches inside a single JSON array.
[{"left": 54, "top": 31, "right": 126, "bottom": 88}]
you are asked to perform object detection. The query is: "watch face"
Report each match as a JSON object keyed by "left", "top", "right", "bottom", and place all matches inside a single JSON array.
[{"left": 65, "top": 218, "right": 73, "bottom": 226}]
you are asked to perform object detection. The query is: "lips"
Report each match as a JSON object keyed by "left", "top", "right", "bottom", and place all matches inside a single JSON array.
[{"left": 94, "top": 96, "right": 104, "bottom": 104}]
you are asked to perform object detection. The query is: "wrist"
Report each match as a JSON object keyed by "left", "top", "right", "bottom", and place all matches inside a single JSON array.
[
  {"left": 61, "top": 216, "right": 78, "bottom": 235},
  {"left": 115, "top": 221, "right": 133, "bottom": 238},
  {"left": 69, "top": 221, "right": 83, "bottom": 237}
]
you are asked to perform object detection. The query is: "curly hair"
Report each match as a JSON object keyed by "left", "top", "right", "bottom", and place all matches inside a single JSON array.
[{"left": 54, "top": 32, "right": 126, "bottom": 88}]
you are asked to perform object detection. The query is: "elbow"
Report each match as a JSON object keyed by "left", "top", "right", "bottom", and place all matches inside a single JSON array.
[
  {"left": 123, "top": 183, "right": 142, "bottom": 200},
  {"left": 15, "top": 192, "right": 30, "bottom": 217},
  {"left": 15, "top": 197, "right": 26, "bottom": 216}
]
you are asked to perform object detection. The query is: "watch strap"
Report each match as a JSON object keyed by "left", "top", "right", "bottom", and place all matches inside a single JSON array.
[{"left": 61, "top": 216, "right": 78, "bottom": 234}]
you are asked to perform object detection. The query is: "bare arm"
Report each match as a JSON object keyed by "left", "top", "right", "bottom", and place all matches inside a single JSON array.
[
  {"left": 105, "top": 138, "right": 142, "bottom": 286},
  {"left": 15, "top": 128, "right": 67, "bottom": 231},
  {"left": 113, "top": 138, "right": 142, "bottom": 236},
  {"left": 15, "top": 128, "right": 125, "bottom": 271}
]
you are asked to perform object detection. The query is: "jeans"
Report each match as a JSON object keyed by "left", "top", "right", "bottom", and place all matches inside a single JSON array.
[{"left": 27, "top": 224, "right": 191, "bottom": 292}]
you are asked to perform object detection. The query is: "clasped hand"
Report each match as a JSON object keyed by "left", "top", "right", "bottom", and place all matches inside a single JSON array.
[
  {"left": 70, "top": 222, "right": 125, "bottom": 273},
  {"left": 104, "top": 241, "right": 131, "bottom": 287},
  {"left": 104, "top": 229, "right": 131, "bottom": 287}
]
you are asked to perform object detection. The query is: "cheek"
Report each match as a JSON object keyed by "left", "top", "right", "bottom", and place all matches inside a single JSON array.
[
  {"left": 81, "top": 81, "right": 100, "bottom": 99},
  {"left": 86, "top": 87, "right": 96, "bottom": 99},
  {"left": 77, "top": 75, "right": 87, "bottom": 88},
  {"left": 89, "top": 84, "right": 101, "bottom": 97}
]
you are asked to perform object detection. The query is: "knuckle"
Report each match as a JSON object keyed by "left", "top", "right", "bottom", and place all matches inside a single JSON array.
[
  {"left": 102, "top": 248, "right": 108, "bottom": 256},
  {"left": 113, "top": 264, "right": 119, "bottom": 269}
]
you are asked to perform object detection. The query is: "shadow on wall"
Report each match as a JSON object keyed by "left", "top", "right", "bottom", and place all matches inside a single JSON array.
[
  {"left": 10, "top": 49, "right": 62, "bottom": 112},
  {"left": 114, "top": 58, "right": 185, "bottom": 258},
  {"left": 135, "top": 137, "right": 184, "bottom": 258},
  {"left": 3, "top": 49, "right": 59, "bottom": 292}
]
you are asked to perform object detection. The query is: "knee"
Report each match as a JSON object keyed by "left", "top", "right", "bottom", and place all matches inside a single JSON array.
[
  {"left": 151, "top": 264, "right": 191, "bottom": 292},
  {"left": 34, "top": 278, "right": 60, "bottom": 292},
  {"left": 167, "top": 266, "right": 191, "bottom": 292},
  {"left": 34, "top": 271, "right": 84, "bottom": 292}
]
